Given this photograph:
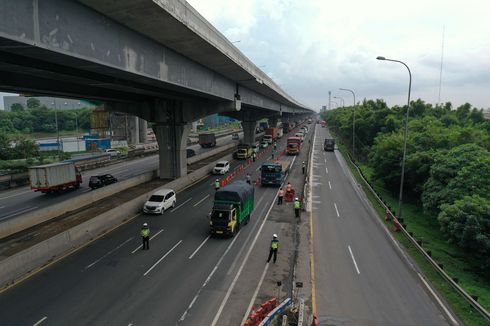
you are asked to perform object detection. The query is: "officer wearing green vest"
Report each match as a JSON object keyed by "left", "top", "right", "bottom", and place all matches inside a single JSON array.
[
  {"left": 141, "top": 223, "right": 150, "bottom": 250},
  {"left": 214, "top": 179, "right": 220, "bottom": 191},
  {"left": 294, "top": 197, "right": 301, "bottom": 218},
  {"left": 267, "top": 234, "right": 279, "bottom": 264}
]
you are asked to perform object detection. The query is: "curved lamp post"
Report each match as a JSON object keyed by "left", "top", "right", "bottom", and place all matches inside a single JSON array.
[
  {"left": 376, "top": 56, "right": 412, "bottom": 221},
  {"left": 339, "top": 88, "right": 356, "bottom": 159}
]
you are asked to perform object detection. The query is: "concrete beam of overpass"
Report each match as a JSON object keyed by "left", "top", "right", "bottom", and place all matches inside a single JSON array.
[{"left": 0, "top": 0, "right": 312, "bottom": 115}]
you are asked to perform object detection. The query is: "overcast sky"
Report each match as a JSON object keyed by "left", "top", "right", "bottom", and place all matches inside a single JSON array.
[
  {"left": 2, "top": 1, "right": 488, "bottom": 112},
  {"left": 187, "top": 0, "right": 490, "bottom": 111}
]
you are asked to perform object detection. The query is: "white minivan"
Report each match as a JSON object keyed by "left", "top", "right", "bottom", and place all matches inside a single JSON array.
[{"left": 143, "top": 189, "right": 176, "bottom": 215}]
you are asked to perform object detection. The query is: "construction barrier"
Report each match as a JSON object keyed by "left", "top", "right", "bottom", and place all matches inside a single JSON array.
[{"left": 244, "top": 298, "right": 278, "bottom": 326}]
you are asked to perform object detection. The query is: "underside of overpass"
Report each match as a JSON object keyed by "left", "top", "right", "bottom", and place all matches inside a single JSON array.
[{"left": 0, "top": 0, "right": 314, "bottom": 178}]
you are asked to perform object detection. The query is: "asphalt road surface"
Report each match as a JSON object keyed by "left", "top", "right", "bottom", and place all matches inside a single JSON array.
[
  {"left": 0, "top": 130, "right": 293, "bottom": 326},
  {"left": 0, "top": 133, "right": 243, "bottom": 222},
  {"left": 310, "top": 126, "right": 455, "bottom": 325}
]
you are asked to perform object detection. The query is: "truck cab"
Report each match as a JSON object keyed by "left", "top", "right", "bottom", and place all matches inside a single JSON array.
[
  {"left": 261, "top": 163, "right": 283, "bottom": 186},
  {"left": 235, "top": 144, "right": 252, "bottom": 159},
  {"left": 287, "top": 137, "right": 301, "bottom": 155},
  {"left": 210, "top": 204, "right": 238, "bottom": 236},
  {"left": 263, "top": 134, "right": 273, "bottom": 144}
]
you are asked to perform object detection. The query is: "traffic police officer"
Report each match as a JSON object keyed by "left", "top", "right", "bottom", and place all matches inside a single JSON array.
[
  {"left": 141, "top": 223, "right": 150, "bottom": 250},
  {"left": 294, "top": 197, "right": 301, "bottom": 218},
  {"left": 267, "top": 234, "right": 279, "bottom": 264}
]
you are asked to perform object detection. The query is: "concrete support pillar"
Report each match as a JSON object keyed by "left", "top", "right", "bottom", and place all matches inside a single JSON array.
[
  {"left": 127, "top": 115, "right": 140, "bottom": 145},
  {"left": 138, "top": 118, "right": 148, "bottom": 143},
  {"left": 269, "top": 116, "right": 279, "bottom": 128},
  {"left": 242, "top": 119, "right": 257, "bottom": 146},
  {"left": 154, "top": 122, "right": 190, "bottom": 179}
]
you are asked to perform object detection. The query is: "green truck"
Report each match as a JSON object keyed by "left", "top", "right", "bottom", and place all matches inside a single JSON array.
[{"left": 209, "top": 180, "right": 254, "bottom": 237}]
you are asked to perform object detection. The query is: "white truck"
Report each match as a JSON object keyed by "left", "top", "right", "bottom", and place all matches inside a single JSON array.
[{"left": 29, "top": 162, "right": 82, "bottom": 194}]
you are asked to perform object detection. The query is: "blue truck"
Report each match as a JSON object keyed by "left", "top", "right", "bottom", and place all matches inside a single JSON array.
[{"left": 260, "top": 160, "right": 290, "bottom": 186}]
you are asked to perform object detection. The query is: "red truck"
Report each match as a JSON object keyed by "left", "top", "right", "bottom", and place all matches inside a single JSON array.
[
  {"left": 286, "top": 137, "right": 302, "bottom": 155},
  {"left": 29, "top": 162, "right": 82, "bottom": 194}
]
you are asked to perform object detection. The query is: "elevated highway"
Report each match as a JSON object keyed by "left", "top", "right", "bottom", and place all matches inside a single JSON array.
[{"left": 0, "top": 0, "right": 314, "bottom": 178}]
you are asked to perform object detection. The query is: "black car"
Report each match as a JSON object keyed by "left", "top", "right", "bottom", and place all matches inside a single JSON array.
[
  {"left": 324, "top": 139, "right": 335, "bottom": 151},
  {"left": 186, "top": 149, "right": 196, "bottom": 158},
  {"left": 89, "top": 174, "right": 118, "bottom": 189}
]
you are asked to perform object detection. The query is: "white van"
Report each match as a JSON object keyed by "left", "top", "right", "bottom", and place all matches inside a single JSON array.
[{"left": 143, "top": 189, "right": 176, "bottom": 215}]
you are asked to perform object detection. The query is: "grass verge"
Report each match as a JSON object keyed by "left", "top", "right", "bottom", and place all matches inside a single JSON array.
[{"left": 334, "top": 138, "right": 490, "bottom": 326}]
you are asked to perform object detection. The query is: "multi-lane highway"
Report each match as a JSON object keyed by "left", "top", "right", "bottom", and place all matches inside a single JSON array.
[
  {"left": 0, "top": 129, "right": 293, "bottom": 326},
  {"left": 0, "top": 124, "right": 458, "bottom": 326},
  {"left": 310, "top": 126, "right": 455, "bottom": 325},
  {"left": 0, "top": 133, "right": 242, "bottom": 222}
]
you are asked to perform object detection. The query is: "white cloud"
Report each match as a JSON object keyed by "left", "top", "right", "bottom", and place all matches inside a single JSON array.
[{"left": 187, "top": 0, "right": 490, "bottom": 110}]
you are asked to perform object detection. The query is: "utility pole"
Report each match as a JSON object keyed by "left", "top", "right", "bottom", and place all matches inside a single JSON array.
[{"left": 328, "top": 91, "right": 331, "bottom": 110}]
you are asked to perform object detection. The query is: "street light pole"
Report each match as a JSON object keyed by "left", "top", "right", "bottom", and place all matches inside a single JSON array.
[
  {"left": 334, "top": 96, "right": 345, "bottom": 107},
  {"left": 339, "top": 88, "right": 356, "bottom": 159},
  {"left": 376, "top": 56, "right": 412, "bottom": 221}
]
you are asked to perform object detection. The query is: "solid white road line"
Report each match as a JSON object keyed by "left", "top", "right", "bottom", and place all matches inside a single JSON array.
[
  {"left": 170, "top": 197, "right": 193, "bottom": 212},
  {"left": 417, "top": 273, "right": 459, "bottom": 325},
  {"left": 328, "top": 181, "right": 332, "bottom": 189},
  {"left": 241, "top": 263, "right": 270, "bottom": 325},
  {"left": 193, "top": 194, "right": 210, "bottom": 207},
  {"left": 143, "top": 240, "right": 182, "bottom": 276},
  {"left": 211, "top": 175, "right": 283, "bottom": 326},
  {"left": 33, "top": 316, "right": 47, "bottom": 326},
  {"left": 131, "top": 229, "right": 164, "bottom": 254},
  {"left": 0, "top": 206, "right": 38, "bottom": 221},
  {"left": 85, "top": 237, "right": 134, "bottom": 270},
  {"left": 0, "top": 189, "right": 31, "bottom": 200},
  {"left": 348, "top": 245, "right": 361, "bottom": 275},
  {"left": 325, "top": 167, "right": 328, "bottom": 174},
  {"left": 188, "top": 235, "right": 211, "bottom": 259},
  {"left": 334, "top": 203, "right": 340, "bottom": 217},
  {"left": 179, "top": 232, "right": 242, "bottom": 323}
]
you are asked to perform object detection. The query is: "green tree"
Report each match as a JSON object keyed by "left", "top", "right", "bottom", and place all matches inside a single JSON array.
[
  {"left": 10, "top": 103, "right": 24, "bottom": 112},
  {"left": 422, "top": 144, "right": 489, "bottom": 214},
  {"left": 14, "top": 138, "right": 39, "bottom": 159},
  {"left": 438, "top": 195, "right": 490, "bottom": 274},
  {"left": 0, "top": 132, "right": 13, "bottom": 160},
  {"left": 26, "top": 98, "right": 41, "bottom": 109}
]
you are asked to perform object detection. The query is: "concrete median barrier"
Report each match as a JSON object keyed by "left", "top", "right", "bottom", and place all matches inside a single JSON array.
[{"left": 0, "top": 153, "right": 233, "bottom": 289}]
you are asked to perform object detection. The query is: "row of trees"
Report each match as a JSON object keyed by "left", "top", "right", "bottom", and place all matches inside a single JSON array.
[
  {"left": 0, "top": 100, "right": 91, "bottom": 134},
  {"left": 323, "top": 99, "right": 490, "bottom": 276}
]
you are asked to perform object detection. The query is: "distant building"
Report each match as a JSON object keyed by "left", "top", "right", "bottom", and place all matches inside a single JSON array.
[
  {"left": 484, "top": 108, "right": 490, "bottom": 120},
  {"left": 3, "top": 96, "right": 98, "bottom": 111}
]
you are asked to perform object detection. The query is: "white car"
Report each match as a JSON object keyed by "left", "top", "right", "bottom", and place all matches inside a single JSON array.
[
  {"left": 105, "top": 148, "right": 121, "bottom": 157},
  {"left": 252, "top": 143, "right": 260, "bottom": 153},
  {"left": 143, "top": 189, "right": 176, "bottom": 215},
  {"left": 213, "top": 161, "right": 230, "bottom": 174},
  {"left": 260, "top": 141, "right": 269, "bottom": 148}
]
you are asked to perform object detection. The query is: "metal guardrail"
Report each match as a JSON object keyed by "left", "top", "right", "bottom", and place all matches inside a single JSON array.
[{"left": 344, "top": 152, "right": 490, "bottom": 323}]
